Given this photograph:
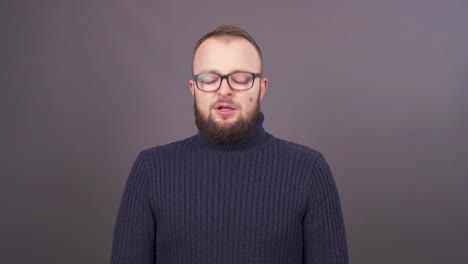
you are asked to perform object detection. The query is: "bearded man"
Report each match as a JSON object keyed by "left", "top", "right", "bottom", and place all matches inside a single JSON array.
[{"left": 110, "top": 25, "right": 348, "bottom": 264}]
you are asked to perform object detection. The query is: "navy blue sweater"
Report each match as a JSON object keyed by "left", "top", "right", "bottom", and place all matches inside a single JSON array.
[{"left": 111, "top": 113, "right": 348, "bottom": 263}]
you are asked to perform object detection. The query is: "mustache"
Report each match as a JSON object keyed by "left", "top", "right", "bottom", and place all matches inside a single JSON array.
[{"left": 210, "top": 99, "right": 242, "bottom": 109}]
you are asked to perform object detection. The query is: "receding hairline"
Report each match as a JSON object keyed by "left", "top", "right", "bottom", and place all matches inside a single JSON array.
[
  {"left": 193, "top": 36, "right": 262, "bottom": 71},
  {"left": 191, "top": 25, "right": 263, "bottom": 73}
]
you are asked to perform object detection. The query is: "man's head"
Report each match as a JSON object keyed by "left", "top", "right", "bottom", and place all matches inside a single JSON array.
[{"left": 189, "top": 25, "right": 268, "bottom": 143}]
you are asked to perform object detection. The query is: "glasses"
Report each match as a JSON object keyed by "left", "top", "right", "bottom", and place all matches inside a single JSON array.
[{"left": 193, "top": 71, "right": 262, "bottom": 92}]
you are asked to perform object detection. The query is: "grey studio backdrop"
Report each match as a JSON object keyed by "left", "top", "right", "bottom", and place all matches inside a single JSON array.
[{"left": 2, "top": 0, "right": 467, "bottom": 263}]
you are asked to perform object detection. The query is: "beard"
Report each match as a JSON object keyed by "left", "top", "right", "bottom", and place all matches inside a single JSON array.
[{"left": 194, "top": 95, "right": 261, "bottom": 144}]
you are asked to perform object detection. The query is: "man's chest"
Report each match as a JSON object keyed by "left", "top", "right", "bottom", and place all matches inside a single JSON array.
[{"left": 148, "top": 159, "right": 308, "bottom": 248}]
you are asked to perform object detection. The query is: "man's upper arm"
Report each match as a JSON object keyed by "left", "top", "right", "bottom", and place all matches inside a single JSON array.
[
  {"left": 110, "top": 151, "right": 156, "bottom": 264},
  {"left": 303, "top": 153, "right": 348, "bottom": 264}
]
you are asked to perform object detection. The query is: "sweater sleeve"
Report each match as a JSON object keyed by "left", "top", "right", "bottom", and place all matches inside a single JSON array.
[
  {"left": 110, "top": 152, "right": 155, "bottom": 264},
  {"left": 303, "top": 154, "right": 348, "bottom": 264}
]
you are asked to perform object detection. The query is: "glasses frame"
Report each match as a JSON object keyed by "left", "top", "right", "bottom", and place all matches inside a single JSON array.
[{"left": 193, "top": 71, "right": 262, "bottom": 92}]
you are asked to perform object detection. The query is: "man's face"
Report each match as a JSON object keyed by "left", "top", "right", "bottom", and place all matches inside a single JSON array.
[{"left": 189, "top": 37, "right": 268, "bottom": 142}]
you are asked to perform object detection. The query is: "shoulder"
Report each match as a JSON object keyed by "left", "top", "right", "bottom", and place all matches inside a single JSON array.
[
  {"left": 137, "top": 136, "right": 197, "bottom": 158},
  {"left": 269, "top": 136, "right": 336, "bottom": 194},
  {"left": 270, "top": 137, "right": 337, "bottom": 187},
  {"left": 270, "top": 135, "right": 324, "bottom": 163},
  {"left": 128, "top": 136, "right": 198, "bottom": 173}
]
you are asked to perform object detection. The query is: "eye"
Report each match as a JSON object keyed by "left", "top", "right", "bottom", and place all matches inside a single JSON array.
[
  {"left": 198, "top": 73, "right": 219, "bottom": 84},
  {"left": 230, "top": 72, "right": 252, "bottom": 84}
]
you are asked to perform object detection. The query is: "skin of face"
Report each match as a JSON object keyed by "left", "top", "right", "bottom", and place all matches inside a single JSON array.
[{"left": 189, "top": 36, "right": 269, "bottom": 129}]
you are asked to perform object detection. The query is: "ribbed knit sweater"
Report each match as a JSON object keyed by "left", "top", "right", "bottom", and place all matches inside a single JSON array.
[{"left": 110, "top": 113, "right": 348, "bottom": 264}]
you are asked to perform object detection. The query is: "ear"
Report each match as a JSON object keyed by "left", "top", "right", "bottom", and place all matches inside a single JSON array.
[
  {"left": 189, "top": 80, "right": 196, "bottom": 97},
  {"left": 259, "top": 77, "right": 268, "bottom": 100}
]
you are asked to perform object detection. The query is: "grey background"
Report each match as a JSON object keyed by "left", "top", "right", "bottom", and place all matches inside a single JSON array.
[{"left": 2, "top": 0, "right": 467, "bottom": 263}]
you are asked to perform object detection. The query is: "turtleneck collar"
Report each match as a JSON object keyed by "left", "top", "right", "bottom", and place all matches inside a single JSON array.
[{"left": 193, "top": 112, "right": 272, "bottom": 151}]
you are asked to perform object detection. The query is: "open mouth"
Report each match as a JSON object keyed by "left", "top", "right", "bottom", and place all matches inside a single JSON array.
[{"left": 215, "top": 103, "right": 236, "bottom": 113}]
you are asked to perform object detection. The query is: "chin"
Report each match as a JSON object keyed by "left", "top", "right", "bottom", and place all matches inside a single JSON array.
[
  {"left": 194, "top": 102, "right": 259, "bottom": 143},
  {"left": 213, "top": 110, "right": 240, "bottom": 120},
  {"left": 214, "top": 116, "right": 239, "bottom": 127}
]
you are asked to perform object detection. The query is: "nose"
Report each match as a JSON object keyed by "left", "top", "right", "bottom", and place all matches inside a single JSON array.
[{"left": 216, "top": 77, "right": 234, "bottom": 96}]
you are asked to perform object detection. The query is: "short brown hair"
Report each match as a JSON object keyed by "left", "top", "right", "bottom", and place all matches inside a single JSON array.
[{"left": 192, "top": 25, "right": 263, "bottom": 72}]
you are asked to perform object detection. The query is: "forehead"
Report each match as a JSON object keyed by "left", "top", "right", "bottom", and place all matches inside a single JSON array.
[{"left": 193, "top": 37, "right": 261, "bottom": 74}]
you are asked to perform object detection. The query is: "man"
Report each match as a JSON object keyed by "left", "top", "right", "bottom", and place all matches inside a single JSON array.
[{"left": 111, "top": 25, "right": 348, "bottom": 263}]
